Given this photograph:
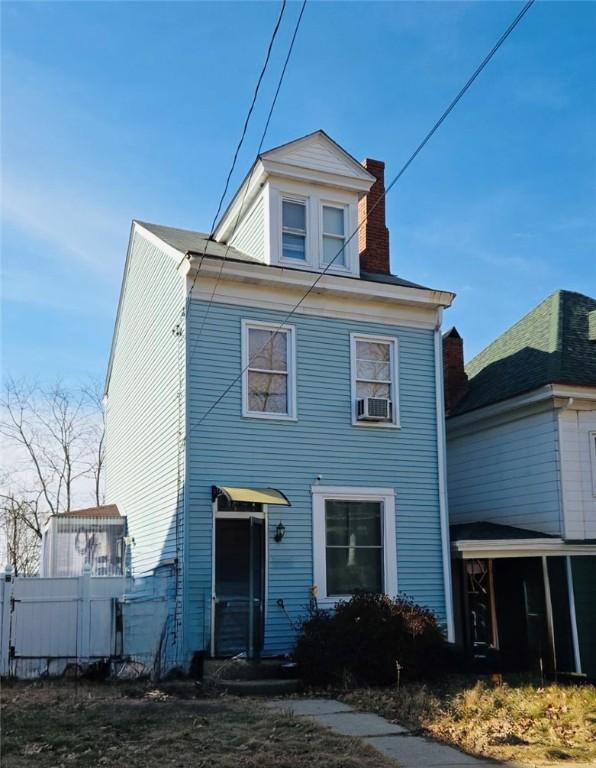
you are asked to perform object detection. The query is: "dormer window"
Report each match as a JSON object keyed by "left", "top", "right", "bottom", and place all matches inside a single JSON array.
[
  {"left": 213, "top": 131, "right": 377, "bottom": 278},
  {"left": 282, "top": 199, "right": 307, "bottom": 261},
  {"left": 322, "top": 205, "right": 346, "bottom": 268}
]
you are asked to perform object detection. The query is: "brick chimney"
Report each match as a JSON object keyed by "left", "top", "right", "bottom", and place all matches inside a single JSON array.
[
  {"left": 443, "top": 328, "right": 468, "bottom": 416},
  {"left": 358, "top": 159, "right": 390, "bottom": 274}
]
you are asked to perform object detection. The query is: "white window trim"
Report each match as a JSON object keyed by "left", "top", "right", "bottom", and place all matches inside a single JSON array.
[
  {"left": 268, "top": 182, "right": 360, "bottom": 277},
  {"left": 319, "top": 201, "right": 350, "bottom": 273},
  {"left": 241, "top": 319, "right": 297, "bottom": 421},
  {"left": 279, "top": 195, "right": 309, "bottom": 266},
  {"left": 590, "top": 431, "right": 596, "bottom": 497},
  {"left": 350, "top": 333, "right": 400, "bottom": 428},
  {"left": 311, "top": 486, "right": 398, "bottom": 606}
]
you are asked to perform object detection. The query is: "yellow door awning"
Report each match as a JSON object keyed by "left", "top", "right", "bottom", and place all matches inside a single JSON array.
[{"left": 212, "top": 486, "right": 291, "bottom": 507}]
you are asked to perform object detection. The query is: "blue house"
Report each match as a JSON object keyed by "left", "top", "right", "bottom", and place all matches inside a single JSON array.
[{"left": 104, "top": 131, "right": 456, "bottom": 668}]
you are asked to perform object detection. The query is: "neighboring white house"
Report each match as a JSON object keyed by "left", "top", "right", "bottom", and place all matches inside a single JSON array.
[{"left": 443, "top": 290, "right": 596, "bottom": 680}]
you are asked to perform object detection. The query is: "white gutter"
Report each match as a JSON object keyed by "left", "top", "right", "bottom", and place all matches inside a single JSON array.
[
  {"left": 434, "top": 309, "right": 455, "bottom": 642},
  {"left": 452, "top": 539, "right": 596, "bottom": 558}
]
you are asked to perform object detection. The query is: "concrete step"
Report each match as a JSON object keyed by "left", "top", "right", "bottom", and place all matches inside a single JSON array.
[
  {"left": 214, "top": 678, "right": 301, "bottom": 696},
  {"left": 203, "top": 658, "right": 294, "bottom": 681}
]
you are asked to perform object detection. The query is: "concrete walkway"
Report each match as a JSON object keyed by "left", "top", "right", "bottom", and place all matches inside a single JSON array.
[{"left": 266, "top": 698, "right": 507, "bottom": 767}]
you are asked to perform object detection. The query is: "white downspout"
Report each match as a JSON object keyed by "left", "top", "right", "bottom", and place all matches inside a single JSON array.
[
  {"left": 434, "top": 309, "right": 455, "bottom": 642},
  {"left": 556, "top": 396, "right": 575, "bottom": 539}
]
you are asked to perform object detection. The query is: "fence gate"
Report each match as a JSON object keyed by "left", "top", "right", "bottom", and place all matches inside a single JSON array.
[{"left": 0, "top": 567, "right": 127, "bottom": 678}]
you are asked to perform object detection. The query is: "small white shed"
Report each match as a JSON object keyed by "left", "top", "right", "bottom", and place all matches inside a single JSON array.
[{"left": 41, "top": 505, "right": 127, "bottom": 577}]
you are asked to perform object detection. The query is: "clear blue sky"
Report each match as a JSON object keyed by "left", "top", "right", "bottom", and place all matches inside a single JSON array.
[{"left": 2, "top": 1, "right": 595, "bottom": 384}]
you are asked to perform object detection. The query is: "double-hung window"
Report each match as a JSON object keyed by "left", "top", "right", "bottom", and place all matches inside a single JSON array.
[
  {"left": 351, "top": 334, "right": 399, "bottom": 426},
  {"left": 242, "top": 320, "right": 296, "bottom": 419},
  {"left": 282, "top": 199, "right": 307, "bottom": 261},
  {"left": 312, "top": 487, "right": 397, "bottom": 602},
  {"left": 321, "top": 205, "right": 346, "bottom": 268}
]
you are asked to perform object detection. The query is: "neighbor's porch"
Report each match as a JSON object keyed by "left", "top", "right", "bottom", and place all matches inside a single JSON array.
[{"left": 450, "top": 522, "right": 596, "bottom": 681}]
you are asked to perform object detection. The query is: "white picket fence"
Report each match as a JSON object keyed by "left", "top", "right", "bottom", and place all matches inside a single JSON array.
[{"left": 0, "top": 566, "right": 128, "bottom": 678}]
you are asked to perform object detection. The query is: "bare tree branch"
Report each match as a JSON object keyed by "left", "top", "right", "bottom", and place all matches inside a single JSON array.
[{"left": 0, "top": 378, "right": 106, "bottom": 572}]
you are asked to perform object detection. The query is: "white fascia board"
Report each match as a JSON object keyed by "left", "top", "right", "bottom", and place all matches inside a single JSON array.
[
  {"left": 551, "top": 384, "right": 596, "bottom": 403},
  {"left": 184, "top": 256, "right": 455, "bottom": 311},
  {"left": 452, "top": 538, "right": 596, "bottom": 559},
  {"left": 448, "top": 384, "right": 596, "bottom": 437},
  {"left": 447, "top": 386, "right": 557, "bottom": 434},
  {"left": 213, "top": 160, "right": 268, "bottom": 243},
  {"left": 261, "top": 158, "right": 374, "bottom": 194},
  {"left": 261, "top": 130, "right": 376, "bottom": 183}
]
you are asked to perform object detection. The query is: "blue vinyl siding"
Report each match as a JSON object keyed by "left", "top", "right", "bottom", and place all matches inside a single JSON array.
[
  {"left": 105, "top": 233, "right": 185, "bottom": 577},
  {"left": 184, "top": 299, "right": 445, "bottom": 657},
  {"left": 447, "top": 410, "right": 563, "bottom": 535}
]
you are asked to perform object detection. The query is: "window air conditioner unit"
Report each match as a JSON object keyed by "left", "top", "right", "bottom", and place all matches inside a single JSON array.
[{"left": 357, "top": 397, "right": 392, "bottom": 422}]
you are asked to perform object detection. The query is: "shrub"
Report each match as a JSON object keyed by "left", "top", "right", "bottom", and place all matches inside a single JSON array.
[{"left": 294, "top": 592, "right": 446, "bottom": 687}]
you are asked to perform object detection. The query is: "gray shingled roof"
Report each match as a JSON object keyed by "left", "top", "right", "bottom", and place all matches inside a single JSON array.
[
  {"left": 455, "top": 289, "right": 596, "bottom": 414},
  {"left": 450, "top": 522, "right": 555, "bottom": 541},
  {"left": 136, "top": 221, "right": 258, "bottom": 263},
  {"left": 137, "top": 220, "right": 428, "bottom": 289}
]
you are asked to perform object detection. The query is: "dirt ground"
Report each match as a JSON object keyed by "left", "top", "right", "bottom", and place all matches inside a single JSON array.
[{"left": 0, "top": 680, "right": 394, "bottom": 768}]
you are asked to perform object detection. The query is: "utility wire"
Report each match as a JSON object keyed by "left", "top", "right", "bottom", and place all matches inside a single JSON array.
[
  {"left": 172, "top": 0, "right": 287, "bottom": 649},
  {"left": 185, "top": 0, "right": 288, "bottom": 305},
  {"left": 188, "top": 0, "right": 535, "bottom": 433},
  {"left": 188, "top": 0, "right": 308, "bottom": 365},
  {"left": 207, "top": 0, "right": 287, "bottom": 239}
]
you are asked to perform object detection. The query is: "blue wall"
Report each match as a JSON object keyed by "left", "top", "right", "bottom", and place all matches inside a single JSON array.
[{"left": 184, "top": 298, "right": 445, "bottom": 657}]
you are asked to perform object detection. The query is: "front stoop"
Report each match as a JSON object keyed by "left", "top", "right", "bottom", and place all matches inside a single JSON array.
[
  {"left": 203, "top": 659, "right": 301, "bottom": 696},
  {"left": 216, "top": 678, "right": 301, "bottom": 696}
]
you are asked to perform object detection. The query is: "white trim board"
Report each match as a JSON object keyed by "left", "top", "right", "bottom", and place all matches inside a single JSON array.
[
  {"left": 434, "top": 319, "right": 455, "bottom": 642},
  {"left": 452, "top": 538, "right": 596, "bottom": 559},
  {"left": 447, "top": 385, "right": 596, "bottom": 437},
  {"left": 182, "top": 255, "right": 454, "bottom": 310},
  {"left": 183, "top": 261, "right": 449, "bottom": 331}
]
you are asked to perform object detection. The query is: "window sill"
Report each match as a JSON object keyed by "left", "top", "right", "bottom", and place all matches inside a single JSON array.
[
  {"left": 316, "top": 592, "right": 391, "bottom": 607},
  {"left": 242, "top": 412, "right": 298, "bottom": 423},
  {"left": 351, "top": 420, "right": 401, "bottom": 429}
]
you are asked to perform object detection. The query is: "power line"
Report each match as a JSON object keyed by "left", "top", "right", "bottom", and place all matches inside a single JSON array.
[
  {"left": 185, "top": 0, "right": 288, "bottom": 306},
  {"left": 171, "top": 0, "right": 287, "bottom": 649},
  {"left": 188, "top": 0, "right": 535, "bottom": 433},
  {"left": 207, "top": 0, "right": 288, "bottom": 238},
  {"left": 188, "top": 0, "right": 308, "bottom": 365}
]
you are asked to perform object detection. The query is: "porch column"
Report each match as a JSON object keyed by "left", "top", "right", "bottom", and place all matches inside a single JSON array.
[
  {"left": 565, "top": 556, "right": 582, "bottom": 674},
  {"left": 541, "top": 556, "right": 557, "bottom": 673}
]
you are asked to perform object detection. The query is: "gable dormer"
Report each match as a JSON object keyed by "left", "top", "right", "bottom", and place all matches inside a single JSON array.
[{"left": 214, "top": 131, "right": 376, "bottom": 278}]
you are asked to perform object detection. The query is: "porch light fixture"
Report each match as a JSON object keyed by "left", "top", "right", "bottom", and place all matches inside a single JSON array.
[{"left": 274, "top": 521, "right": 286, "bottom": 543}]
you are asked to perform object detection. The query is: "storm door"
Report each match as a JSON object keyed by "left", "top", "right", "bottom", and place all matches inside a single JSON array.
[{"left": 213, "top": 515, "right": 265, "bottom": 658}]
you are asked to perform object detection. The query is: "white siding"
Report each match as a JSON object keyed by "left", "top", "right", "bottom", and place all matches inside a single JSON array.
[
  {"left": 269, "top": 134, "right": 363, "bottom": 177},
  {"left": 229, "top": 194, "right": 265, "bottom": 262},
  {"left": 448, "top": 409, "right": 563, "bottom": 535},
  {"left": 105, "top": 233, "right": 185, "bottom": 576},
  {"left": 559, "top": 408, "right": 596, "bottom": 539}
]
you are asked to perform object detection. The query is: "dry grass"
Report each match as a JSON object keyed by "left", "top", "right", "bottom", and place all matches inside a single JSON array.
[
  {"left": 341, "top": 677, "right": 596, "bottom": 765},
  {"left": 0, "top": 680, "right": 393, "bottom": 768}
]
